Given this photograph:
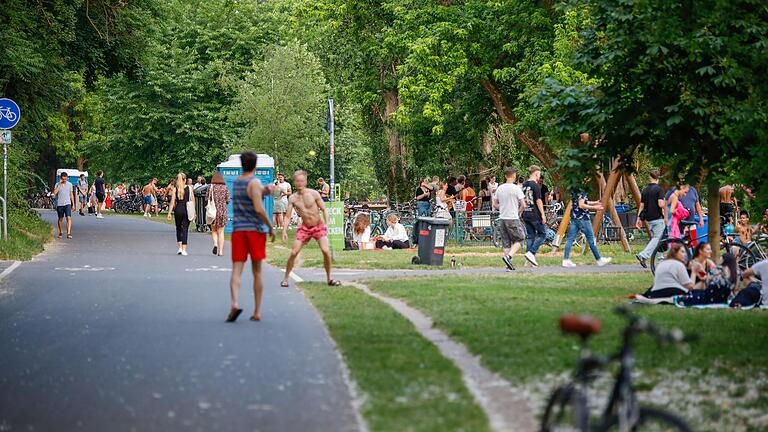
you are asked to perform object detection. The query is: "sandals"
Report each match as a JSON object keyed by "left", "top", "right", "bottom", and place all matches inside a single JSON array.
[
  {"left": 58, "top": 233, "right": 63, "bottom": 239},
  {"left": 225, "top": 308, "right": 243, "bottom": 323},
  {"left": 67, "top": 234, "right": 73, "bottom": 239},
  {"left": 280, "top": 281, "right": 289, "bottom": 288},
  {"left": 327, "top": 279, "right": 342, "bottom": 286},
  {"left": 249, "top": 315, "right": 261, "bottom": 322}
]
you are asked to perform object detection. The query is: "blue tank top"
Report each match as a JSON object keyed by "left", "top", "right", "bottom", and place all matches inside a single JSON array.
[{"left": 233, "top": 177, "right": 269, "bottom": 233}]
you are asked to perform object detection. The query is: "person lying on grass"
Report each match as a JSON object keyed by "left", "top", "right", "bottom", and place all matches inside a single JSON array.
[{"left": 374, "top": 214, "right": 409, "bottom": 249}]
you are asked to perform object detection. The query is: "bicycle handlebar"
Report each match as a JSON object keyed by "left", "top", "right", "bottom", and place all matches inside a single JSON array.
[{"left": 613, "top": 305, "right": 697, "bottom": 345}]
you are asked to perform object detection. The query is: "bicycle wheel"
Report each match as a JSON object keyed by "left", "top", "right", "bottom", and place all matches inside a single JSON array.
[
  {"left": 601, "top": 406, "right": 692, "bottom": 432},
  {"left": 650, "top": 238, "right": 689, "bottom": 275},
  {"left": 541, "top": 384, "right": 589, "bottom": 432},
  {"left": 722, "top": 242, "right": 758, "bottom": 275}
]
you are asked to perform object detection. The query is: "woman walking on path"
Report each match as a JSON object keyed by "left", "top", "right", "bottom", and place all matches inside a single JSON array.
[
  {"left": 208, "top": 172, "right": 231, "bottom": 256},
  {"left": 562, "top": 191, "right": 612, "bottom": 268},
  {"left": 167, "top": 173, "right": 195, "bottom": 256}
]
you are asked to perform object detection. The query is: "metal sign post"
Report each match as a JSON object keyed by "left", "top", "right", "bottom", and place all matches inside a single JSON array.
[
  {"left": 328, "top": 98, "right": 335, "bottom": 202},
  {"left": 0, "top": 98, "right": 22, "bottom": 241}
]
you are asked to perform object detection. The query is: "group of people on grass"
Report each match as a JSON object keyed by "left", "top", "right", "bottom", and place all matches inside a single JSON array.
[{"left": 636, "top": 242, "right": 766, "bottom": 309}]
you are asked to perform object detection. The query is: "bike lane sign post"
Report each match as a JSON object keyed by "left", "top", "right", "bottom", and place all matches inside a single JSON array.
[{"left": 0, "top": 98, "right": 21, "bottom": 240}]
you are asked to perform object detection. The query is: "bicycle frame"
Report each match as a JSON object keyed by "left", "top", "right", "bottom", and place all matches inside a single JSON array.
[{"left": 570, "top": 325, "right": 642, "bottom": 432}]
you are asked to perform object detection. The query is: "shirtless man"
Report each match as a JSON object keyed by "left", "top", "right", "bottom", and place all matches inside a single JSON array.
[
  {"left": 281, "top": 170, "right": 341, "bottom": 287},
  {"left": 142, "top": 178, "right": 158, "bottom": 217},
  {"left": 735, "top": 211, "right": 754, "bottom": 245},
  {"left": 720, "top": 183, "right": 755, "bottom": 224}
]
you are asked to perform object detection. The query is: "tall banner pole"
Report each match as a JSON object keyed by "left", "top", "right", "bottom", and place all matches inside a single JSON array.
[
  {"left": 328, "top": 98, "right": 335, "bottom": 202},
  {"left": 3, "top": 139, "right": 6, "bottom": 240}
]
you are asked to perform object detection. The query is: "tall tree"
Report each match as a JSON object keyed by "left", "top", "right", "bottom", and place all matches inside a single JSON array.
[
  {"left": 230, "top": 41, "right": 328, "bottom": 174},
  {"left": 537, "top": 0, "right": 768, "bottom": 255}
]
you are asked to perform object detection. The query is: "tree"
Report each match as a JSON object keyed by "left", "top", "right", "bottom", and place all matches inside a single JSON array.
[
  {"left": 230, "top": 41, "right": 327, "bottom": 174},
  {"left": 537, "top": 0, "right": 768, "bottom": 256}
]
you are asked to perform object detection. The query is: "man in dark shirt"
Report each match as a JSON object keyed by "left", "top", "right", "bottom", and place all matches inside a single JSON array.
[
  {"left": 446, "top": 176, "right": 458, "bottom": 217},
  {"left": 635, "top": 169, "right": 668, "bottom": 268},
  {"left": 521, "top": 165, "right": 547, "bottom": 267},
  {"left": 94, "top": 170, "right": 106, "bottom": 219}
]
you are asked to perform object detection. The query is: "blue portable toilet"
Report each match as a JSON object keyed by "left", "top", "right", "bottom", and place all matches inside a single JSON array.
[
  {"left": 217, "top": 154, "right": 274, "bottom": 234},
  {"left": 56, "top": 169, "right": 87, "bottom": 187}
]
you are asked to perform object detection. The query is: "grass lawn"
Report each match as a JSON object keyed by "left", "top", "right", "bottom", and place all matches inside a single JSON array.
[
  {"left": 363, "top": 273, "right": 768, "bottom": 431},
  {"left": 0, "top": 209, "right": 53, "bottom": 260},
  {"left": 302, "top": 282, "right": 489, "bottom": 432},
  {"left": 267, "top": 230, "right": 641, "bottom": 270}
]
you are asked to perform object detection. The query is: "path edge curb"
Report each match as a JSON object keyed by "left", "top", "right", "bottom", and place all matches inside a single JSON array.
[{"left": 346, "top": 281, "right": 537, "bottom": 432}]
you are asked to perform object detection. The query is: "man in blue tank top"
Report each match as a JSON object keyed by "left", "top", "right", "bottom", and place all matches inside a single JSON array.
[{"left": 226, "top": 151, "right": 275, "bottom": 323}]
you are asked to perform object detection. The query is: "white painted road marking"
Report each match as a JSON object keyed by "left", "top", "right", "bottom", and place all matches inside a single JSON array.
[
  {"left": 185, "top": 266, "right": 231, "bottom": 272},
  {"left": 0, "top": 261, "right": 21, "bottom": 281},
  {"left": 54, "top": 265, "right": 115, "bottom": 272}
]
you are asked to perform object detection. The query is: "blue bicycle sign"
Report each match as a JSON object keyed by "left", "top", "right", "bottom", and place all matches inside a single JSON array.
[{"left": 0, "top": 98, "right": 21, "bottom": 129}]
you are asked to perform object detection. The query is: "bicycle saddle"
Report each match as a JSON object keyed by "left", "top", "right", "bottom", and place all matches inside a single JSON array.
[{"left": 559, "top": 314, "right": 602, "bottom": 336}]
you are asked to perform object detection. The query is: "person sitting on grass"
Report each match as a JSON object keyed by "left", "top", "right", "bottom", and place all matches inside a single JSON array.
[
  {"left": 689, "top": 242, "right": 717, "bottom": 289},
  {"left": 350, "top": 213, "right": 372, "bottom": 250},
  {"left": 731, "top": 259, "right": 767, "bottom": 308},
  {"left": 374, "top": 214, "right": 409, "bottom": 249},
  {"left": 638, "top": 243, "right": 694, "bottom": 300},
  {"left": 674, "top": 253, "right": 738, "bottom": 307}
]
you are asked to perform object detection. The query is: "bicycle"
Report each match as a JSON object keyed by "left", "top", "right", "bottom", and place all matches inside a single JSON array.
[
  {"left": 0, "top": 107, "right": 17, "bottom": 122},
  {"left": 541, "top": 305, "right": 694, "bottom": 432},
  {"left": 650, "top": 220, "right": 757, "bottom": 276}
]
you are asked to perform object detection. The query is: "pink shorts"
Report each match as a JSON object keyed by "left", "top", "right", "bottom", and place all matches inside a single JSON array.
[{"left": 296, "top": 223, "right": 327, "bottom": 243}]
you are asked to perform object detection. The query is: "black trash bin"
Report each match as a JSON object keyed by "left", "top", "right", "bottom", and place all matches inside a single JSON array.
[
  {"left": 194, "top": 185, "right": 211, "bottom": 232},
  {"left": 411, "top": 217, "right": 450, "bottom": 266}
]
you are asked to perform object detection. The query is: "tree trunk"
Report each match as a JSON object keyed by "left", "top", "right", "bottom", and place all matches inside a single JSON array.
[
  {"left": 76, "top": 156, "right": 87, "bottom": 172},
  {"left": 382, "top": 88, "right": 406, "bottom": 204},
  {"left": 708, "top": 176, "right": 721, "bottom": 261},
  {"left": 479, "top": 78, "right": 560, "bottom": 185}
]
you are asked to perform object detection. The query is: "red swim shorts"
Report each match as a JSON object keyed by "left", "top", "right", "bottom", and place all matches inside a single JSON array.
[
  {"left": 296, "top": 223, "right": 328, "bottom": 243},
  {"left": 231, "top": 231, "right": 267, "bottom": 262}
]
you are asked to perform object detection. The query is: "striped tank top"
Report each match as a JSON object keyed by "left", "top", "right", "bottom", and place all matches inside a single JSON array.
[{"left": 233, "top": 177, "right": 269, "bottom": 233}]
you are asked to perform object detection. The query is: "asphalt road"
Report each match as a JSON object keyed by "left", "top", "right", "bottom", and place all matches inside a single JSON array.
[{"left": 0, "top": 212, "right": 360, "bottom": 432}]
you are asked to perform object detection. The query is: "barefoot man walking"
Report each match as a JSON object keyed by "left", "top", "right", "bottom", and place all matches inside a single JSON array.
[
  {"left": 281, "top": 171, "right": 341, "bottom": 287},
  {"left": 226, "top": 151, "right": 275, "bottom": 323}
]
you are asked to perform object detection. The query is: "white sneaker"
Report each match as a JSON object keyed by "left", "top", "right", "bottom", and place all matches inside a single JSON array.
[
  {"left": 144, "top": 213, "right": 149, "bottom": 218},
  {"left": 562, "top": 259, "right": 577, "bottom": 268},
  {"left": 382, "top": 246, "right": 392, "bottom": 250},
  {"left": 597, "top": 257, "right": 612, "bottom": 267},
  {"left": 96, "top": 214, "right": 104, "bottom": 219},
  {"left": 524, "top": 251, "right": 539, "bottom": 267},
  {"left": 177, "top": 248, "right": 183, "bottom": 255},
  {"left": 181, "top": 250, "right": 188, "bottom": 256}
]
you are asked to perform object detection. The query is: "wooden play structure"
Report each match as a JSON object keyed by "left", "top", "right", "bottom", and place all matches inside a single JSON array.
[{"left": 552, "top": 159, "right": 650, "bottom": 252}]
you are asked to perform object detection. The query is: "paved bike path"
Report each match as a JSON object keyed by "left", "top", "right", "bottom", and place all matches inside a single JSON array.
[{"left": 0, "top": 212, "right": 360, "bottom": 432}]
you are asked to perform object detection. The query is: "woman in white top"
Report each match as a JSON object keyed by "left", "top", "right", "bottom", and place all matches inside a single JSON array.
[
  {"left": 642, "top": 243, "right": 694, "bottom": 298},
  {"left": 435, "top": 180, "right": 453, "bottom": 220},
  {"left": 374, "top": 214, "right": 410, "bottom": 249},
  {"left": 350, "top": 213, "right": 372, "bottom": 250}
]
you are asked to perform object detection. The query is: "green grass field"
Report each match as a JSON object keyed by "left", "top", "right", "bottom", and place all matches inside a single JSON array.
[
  {"left": 267, "top": 229, "right": 642, "bottom": 270},
  {"left": 302, "top": 282, "right": 490, "bottom": 432},
  {"left": 302, "top": 273, "right": 768, "bottom": 431},
  {"left": 0, "top": 209, "right": 53, "bottom": 260}
]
